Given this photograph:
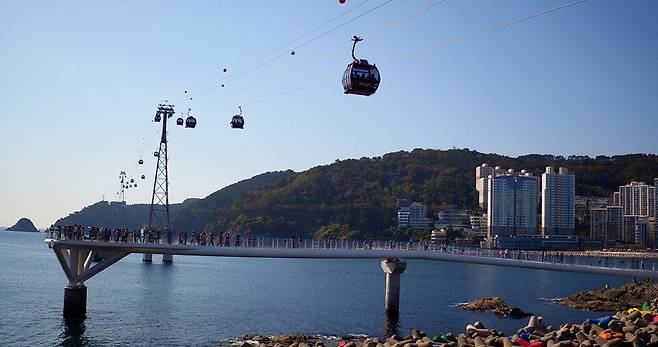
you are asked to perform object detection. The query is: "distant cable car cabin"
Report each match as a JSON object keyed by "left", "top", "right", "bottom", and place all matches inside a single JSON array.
[
  {"left": 138, "top": 159, "right": 143, "bottom": 165},
  {"left": 231, "top": 106, "right": 245, "bottom": 129},
  {"left": 130, "top": 178, "right": 134, "bottom": 183},
  {"left": 342, "top": 36, "right": 379, "bottom": 96},
  {"left": 154, "top": 112, "right": 162, "bottom": 122},
  {"left": 154, "top": 151, "right": 159, "bottom": 157},
  {"left": 185, "top": 116, "right": 197, "bottom": 128},
  {"left": 141, "top": 175, "right": 146, "bottom": 179},
  {"left": 177, "top": 117, "right": 184, "bottom": 126}
]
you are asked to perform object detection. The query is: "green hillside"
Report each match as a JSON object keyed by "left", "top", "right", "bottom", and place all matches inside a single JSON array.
[
  {"left": 54, "top": 149, "right": 658, "bottom": 238},
  {"left": 186, "top": 149, "right": 658, "bottom": 238},
  {"left": 53, "top": 171, "right": 292, "bottom": 230},
  {"left": 53, "top": 199, "right": 198, "bottom": 230}
]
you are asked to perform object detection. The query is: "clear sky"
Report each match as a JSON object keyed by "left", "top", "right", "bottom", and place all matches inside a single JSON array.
[{"left": 1, "top": 0, "right": 657, "bottom": 228}]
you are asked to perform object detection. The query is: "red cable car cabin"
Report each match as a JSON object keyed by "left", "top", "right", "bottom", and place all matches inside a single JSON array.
[
  {"left": 342, "top": 59, "right": 380, "bottom": 96},
  {"left": 342, "top": 35, "right": 380, "bottom": 96}
]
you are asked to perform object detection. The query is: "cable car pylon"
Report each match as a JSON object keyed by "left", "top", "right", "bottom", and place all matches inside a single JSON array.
[{"left": 145, "top": 104, "right": 175, "bottom": 263}]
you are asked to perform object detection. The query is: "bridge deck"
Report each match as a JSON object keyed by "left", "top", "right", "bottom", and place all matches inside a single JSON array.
[{"left": 46, "top": 239, "right": 658, "bottom": 279}]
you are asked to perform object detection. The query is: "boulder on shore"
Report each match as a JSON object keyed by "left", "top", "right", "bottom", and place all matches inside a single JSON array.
[
  {"left": 556, "top": 283, "right": 658, "bottom": 311},
  {"left": 6, "top": 218, "right": 38, "bottom": 232},
  {"left": 457, "top": 296, "right": 532, "bottom": 318}
]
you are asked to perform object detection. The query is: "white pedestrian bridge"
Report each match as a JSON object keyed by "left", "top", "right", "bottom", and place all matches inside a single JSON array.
[{"left": 45, "top": 237, "right": 658, "bottom": 321}]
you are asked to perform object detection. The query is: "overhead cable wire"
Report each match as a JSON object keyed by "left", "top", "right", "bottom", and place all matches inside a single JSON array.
[
  {"left": 193, "top": 0, "right": 448, "bottom": 110},
  {"left": 187, "top": 0, "right": 372, "bottom": 98},
  {"left": 195, "top": 65, "right": 299, "bottom": 110},
  {"left": 365, "top": 0, "right": 447, "bottom": 39},
  {"left": 206, "top": 86, "right": 306, "bottom": 113},
  {"left": 195, "top": 0, "right": 397, "bottom": 101},
  {"left": 190, "top": 0, "right": 447, "bottom": 109},
  {"left": 395, "top": 0, "right": 588, "bottom": 61}
]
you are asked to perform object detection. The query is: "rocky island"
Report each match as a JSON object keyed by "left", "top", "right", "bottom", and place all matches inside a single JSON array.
[
  {"left": 457, "top": 296, "right": 532, "bottom": 319},
  {"left": 6, "top": 218, "right": 38, "bottom": 232},
  {"left": 556, "top": 283, "right": 658, "bottom": 311}
]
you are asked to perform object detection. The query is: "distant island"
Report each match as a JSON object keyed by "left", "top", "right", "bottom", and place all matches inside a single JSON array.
[{"left": 6, "top": 218, "right": 38, "bottom": 232}]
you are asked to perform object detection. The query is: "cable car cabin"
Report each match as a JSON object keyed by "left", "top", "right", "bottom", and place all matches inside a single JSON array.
[
  {"left": 177, "top": 118, "right": 184, "bottom": 126},
  {"left": 154, "top": 114, "right": 162, "bottom": 122},
  {"left": 342, "top": 59, "right": 380, "bottom": 96},
  {"left": 130, "top": 178, "right": 134, "bottom": 183},
  {"left": 134, "top": 183, "right": 137, "bottom": 188},
  {"left": 138, "top": 159, "right": 143, "bottom": 165},
  {"left": 154, "top": 151, "right": 159, "bottom": 157},
  {"left": 230, "top": 115, "right": 244, "bottom": 129},
  {"left": 185, "top": 116, "right": 197, "bottom": 128},
  {"left": 141, "top": 175, "right": 145, "bottom": 179}
]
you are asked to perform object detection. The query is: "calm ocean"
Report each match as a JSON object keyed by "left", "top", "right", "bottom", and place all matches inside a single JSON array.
[{"left": 0, "top": 230, "right": 630, "bottom": 346}]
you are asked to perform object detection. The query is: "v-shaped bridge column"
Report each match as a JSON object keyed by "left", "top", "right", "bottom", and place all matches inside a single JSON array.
[{"left": 51, "top": 242, "right": 129, "bottom": 320}]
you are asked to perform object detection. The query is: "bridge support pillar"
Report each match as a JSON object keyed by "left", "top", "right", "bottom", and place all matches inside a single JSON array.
[
  {"left": 64, "top": 285, "right": 87, "bottom": 320},
  {"left": 162, "top": 254, "right": 173, "bottom": 262},
  {"left": 143, "top": 254, "right": 152, "bottom": 262},
  {"left": 381, "top": 258, "right": 406, "bottom": 314}
]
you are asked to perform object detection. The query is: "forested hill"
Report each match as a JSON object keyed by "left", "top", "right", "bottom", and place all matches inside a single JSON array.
[
  {"left": 54, "top": 149, "right": 658, "bottom": 238},
  {"left": 179, "top": 149, "right": 658, "bottom": 238},
  {"left": 53, "top": 171, "right": 294, "bottom": 230},
  {"left": 53, "top": 199, "right": 199, "bottom": 230}
]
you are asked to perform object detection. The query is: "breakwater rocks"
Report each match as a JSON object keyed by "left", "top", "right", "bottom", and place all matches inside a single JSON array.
[
  {"left": 457, "top": 297, "right": 532, "bottom": 318},
  {"left": 556, "top": 283, "right": 658, "bottom": 311},
  {"left": 234, "top": 301, "right": 658, "bottom": 347}
]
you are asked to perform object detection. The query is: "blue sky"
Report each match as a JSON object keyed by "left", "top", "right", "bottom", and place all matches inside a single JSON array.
[{"left": 1, "top": 0, "right": 657, "bottom": 227}]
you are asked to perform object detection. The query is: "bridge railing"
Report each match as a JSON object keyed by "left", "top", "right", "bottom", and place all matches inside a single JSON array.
[{"left": 45, "top": 230, "right": 657, "bottom": 272}]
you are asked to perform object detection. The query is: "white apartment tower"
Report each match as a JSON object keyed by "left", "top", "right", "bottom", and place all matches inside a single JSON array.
[
  {"left": 475, "top": 164, "right": 495, "bottom": 212},
  {"left": 619, "top": 181, "right": 655, "bottom": 218},
  {"left": 541, "top": 166, "right": 576, "bottom": 236},
  {"left": 487, "top": 171, "right": 539, "bottom": 239}
]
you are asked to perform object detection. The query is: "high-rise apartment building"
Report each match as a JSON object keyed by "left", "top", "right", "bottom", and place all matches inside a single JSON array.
[
  {"left": 619, "top": 181, "right": 655, "bottom": 218},
  {"left": 606, "top": 206, "right": 623, "bottom": 242},
  {"left": 655, "top": 178, "right": 658, "bottom": 222},
  {"left": 590, "top": 208, "right": 607, "bottom": 241},
  {"left": 635, "top": 218, "right": 648, "bottom": 246},
  {"left": 541, "top": 166, "right": 575, "bottom": 236},
  {"left": 475, "top": 164, "right": 508, "bottom": 212},
  {"left": 475, "top": 164, "right": 495, "bottom": 212},
  {"left": 487, "top": 172, "right": 539, "bottom": 239}
]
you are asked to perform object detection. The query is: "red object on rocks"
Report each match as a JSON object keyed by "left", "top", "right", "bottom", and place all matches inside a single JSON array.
[
  {"left": 515, "top": 338, "right": 544, "bottom": 347},
  {"left": 653, "top": 316, "right": 658, "bottom": 323},
  {"left": 339, "top": 341, "right": 347, "bottom": 347}
]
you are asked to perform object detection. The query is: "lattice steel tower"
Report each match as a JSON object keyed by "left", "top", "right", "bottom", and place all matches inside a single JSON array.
[{"left": 148, "top": 104, "right": 175, "bottom": 232}]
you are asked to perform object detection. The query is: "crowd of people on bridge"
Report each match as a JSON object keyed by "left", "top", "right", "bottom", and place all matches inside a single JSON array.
[
  {"left": 46, "top": 224, "right": 654, "bottom": 271},
  {"left": 47, "top": 225, "right": 261, "bottom": 247}
]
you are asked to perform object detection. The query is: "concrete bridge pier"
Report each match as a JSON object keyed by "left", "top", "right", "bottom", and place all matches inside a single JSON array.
[
  {"left": 381, "top": 258, "right": 407, "bottom": 314},
  {"left": 143, "top": 253, "right": 152, "bottom": 262},
  {"left": 162, "top": 254, "right": 173, "bottom": 262},
  {"left": 64, "top": 285, "right": 87, "bottom": 320},
  {"left": 49, "top": 241, "right": 129, "bottom": 320}
]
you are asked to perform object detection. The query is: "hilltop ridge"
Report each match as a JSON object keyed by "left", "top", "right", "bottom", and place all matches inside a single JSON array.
[{"left": 53, "top": 149, "right": 658, "bottom": 239}]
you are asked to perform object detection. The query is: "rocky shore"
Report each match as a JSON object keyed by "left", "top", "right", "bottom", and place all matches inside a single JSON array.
[
  {"left": 457, "top": 297, "right": 532, "bottom": 319},
  {"left": 556, "top": 283, "right": 658, "bottom": 311},
  {"left": 233, "top": 299, "right": 658, "bottom": 347}
]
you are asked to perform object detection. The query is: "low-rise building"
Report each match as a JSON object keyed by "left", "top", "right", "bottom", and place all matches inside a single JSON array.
[{"left": 397, "top": 199, "right": 432, "bottom": 229}]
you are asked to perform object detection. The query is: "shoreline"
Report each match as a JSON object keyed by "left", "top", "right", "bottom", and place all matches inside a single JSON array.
[{"left": 231, "top": 300, "right": 658, "bottom": 347}]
